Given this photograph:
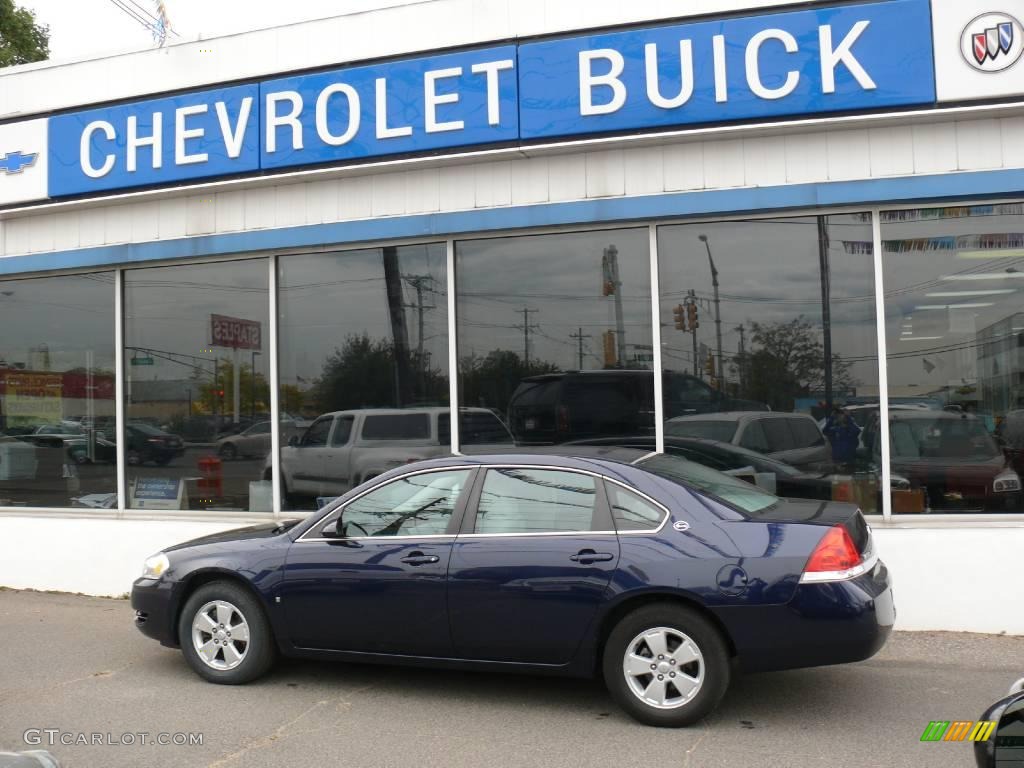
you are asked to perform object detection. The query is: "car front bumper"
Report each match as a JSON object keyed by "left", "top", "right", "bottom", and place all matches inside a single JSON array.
[
  {"left": 130, "top": 578, "right": 179, "bottom": 648},
  {"left": 718, "top": 558, "right": 895, "bottom": 674}
]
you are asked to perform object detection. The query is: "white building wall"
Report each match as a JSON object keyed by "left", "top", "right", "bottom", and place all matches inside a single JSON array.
[{"left": 2, "top": 114, "right": 1023, "bottom": 258}]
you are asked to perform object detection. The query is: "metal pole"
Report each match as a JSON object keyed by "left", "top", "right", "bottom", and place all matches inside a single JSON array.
[
  {"left": 688, "top": 290, "right": 700, "bottom": 379},
  {"left": 700, "top": 235, "right": 724, "bottom": 388},
  {"left": 818, "top": 216, "right": 834, "bottom": 410}
]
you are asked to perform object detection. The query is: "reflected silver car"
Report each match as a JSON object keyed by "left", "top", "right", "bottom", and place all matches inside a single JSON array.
[{"left": 665, "top": 411, "right": 832, "bottom": 471}]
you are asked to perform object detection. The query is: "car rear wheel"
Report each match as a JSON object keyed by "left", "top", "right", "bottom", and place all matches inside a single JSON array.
[
  {"left": 603, "top": 604, "right": 730, "bottom": 727},
  {"left": 178, "top": 581, "right": 275, "bottom": 685}
]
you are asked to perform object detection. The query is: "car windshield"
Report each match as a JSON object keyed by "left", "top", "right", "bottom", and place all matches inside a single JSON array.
[
  {"left": 636, "top": 453, "right": 778, "bottom": 515},
  {"left": 889, "top": 416, "right": 1001, "bottom": 460},
  {"left": 664, "top": 420, "right": 738, "bottom": 442}
]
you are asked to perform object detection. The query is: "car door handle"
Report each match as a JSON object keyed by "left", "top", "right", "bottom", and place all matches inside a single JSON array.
[
  {"left": 400, "top": 553, "right": 440, "bottom": 566},
  {"left": 570, "top": 549, "right": 614, "bottom": 564}
]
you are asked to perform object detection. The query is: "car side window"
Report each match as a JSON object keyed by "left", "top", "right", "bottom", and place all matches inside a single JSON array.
[
  {"left": 790, "top": 418, "right": 825, "bottom": 448},
  {"left": 338, "top": 469, "right": 472, "bottom": 537},
  {"left": 606, "top": 484, "right": 665, "bottom": 532},
  {"left": 331, "top": 416, "right": 354, "bottom": 447},
  {"left": 761, "top": 418, "right": 796, "bottom": 452},
  {"left": 301, "top": 417, "right": 333, "bottom": 448},
  {"left": 738, "top": 421, "right": 769, "bottom": 453},
  {"left": 250, "top": 422, "right": 271, "bottom": 435},
  {"left": 474, "top": 468, "right": 598, "bottom": 534}
]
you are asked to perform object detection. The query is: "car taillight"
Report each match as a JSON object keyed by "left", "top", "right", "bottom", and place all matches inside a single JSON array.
[
  {"left": 803, "top": 525, "right": 861, "bottom": 574},
  {"left": 556, "top": 405, "right": 569, "bottom": 434}
]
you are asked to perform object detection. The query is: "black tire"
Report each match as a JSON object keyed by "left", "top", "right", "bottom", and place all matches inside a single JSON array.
[
  {"left": 219, "top": 443, "right": 238, "bottom": 461},
  {"left": 602, "top": 603, "right": 730, "bottom": 727},
  {"left": 177, "top": 581, "right": 275, "bottom": 685}
]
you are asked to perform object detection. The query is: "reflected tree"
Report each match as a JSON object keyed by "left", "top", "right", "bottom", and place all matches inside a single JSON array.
[
  {"left": 312, "top": 333, "right": 447, "bottom": 413},
  {"left": 735, "top": 316, "right": 857, "bottom": 411}
]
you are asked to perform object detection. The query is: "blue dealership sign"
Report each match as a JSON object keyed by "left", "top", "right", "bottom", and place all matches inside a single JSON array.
[
  {"left": 519, "top": 0, "right": 935, "bottom": 139},
  {"left": 49, "top": 84, "right": 261, "bottom": 196},
  {"left": 260, "top": 46, "right": 518, "bottom": 170},
  {"left": 45, "top": 0, "right": 937, "bottom": 199}
]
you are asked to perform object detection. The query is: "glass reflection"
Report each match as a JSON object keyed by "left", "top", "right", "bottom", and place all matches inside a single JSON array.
[
  {"left": 124, "top": 260, "right": 269, "bottom": 512},
  {"left": 0, "top": 273, "right": 116, "bottom": 509},
  {"left": 277, "top": 245, "right": 460, "bottom": 509},
  {"left": 456, "top": 228, "right": 653, "bottom": 448},
  {"left": 658, "top": 215, "right": 880, "bottom": 511},
  {"left": 883, "top": 203, "right": 1024, "bottom": 514}
]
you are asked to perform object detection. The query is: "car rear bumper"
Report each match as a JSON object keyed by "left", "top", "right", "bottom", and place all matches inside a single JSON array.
[
  {"left": 130, "top": 578, "right": 179, "bottom": 648},
  {"left": 718, "top": 559, "right": 895, "bottom": 674}
]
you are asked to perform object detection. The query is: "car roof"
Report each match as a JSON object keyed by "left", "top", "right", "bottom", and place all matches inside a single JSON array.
[
  {"left": 890, "top": 410, "right": 984, "bottom": 421},
  {"left": 667, "top": 411, "right": 808, "bottom": 423},
  {"left": 397, "top": 448, "right": 654, "bottom": 476},
  {"left": 317, "top": 407, "right": 495, "bottom": 418}
]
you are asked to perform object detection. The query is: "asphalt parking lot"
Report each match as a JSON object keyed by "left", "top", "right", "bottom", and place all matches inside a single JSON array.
[{"left": 0, "top": 590, "right": 1019, "bottom": 768}]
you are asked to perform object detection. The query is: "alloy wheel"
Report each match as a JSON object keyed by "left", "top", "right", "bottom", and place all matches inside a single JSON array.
[
  {"left": 191, "top": 600, "right": 250, "bottom": 671},
  {"left": 622, "top": 626, "right": 705, "bottom": 710}
]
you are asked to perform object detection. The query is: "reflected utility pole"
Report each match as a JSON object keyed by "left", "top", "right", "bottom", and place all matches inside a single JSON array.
[
  {"left": 383, "top": 246, "right": 413, "bottom": 407},
  {"left": 516, "top": 308, "right": 539, "bottom": 366},
  {"left": 737, "top": 324, "right": 746, "bottom": 393},
  {"left": 699, "top": 235, "right": 724, "bottom": 388},
  {"left": 402, "top": 274, "right": 436, "bottom": 359},
  {"left": 818, "top": 217, "right": 834, "bottom": 410},
  {"left": 570, "top": 328, "right": 591, "bottom": 370}
]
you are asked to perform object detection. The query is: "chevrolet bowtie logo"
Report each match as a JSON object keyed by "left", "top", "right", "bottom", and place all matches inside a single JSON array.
[{"left": 0, "top": 151, "right": 38, "bottom": 174}]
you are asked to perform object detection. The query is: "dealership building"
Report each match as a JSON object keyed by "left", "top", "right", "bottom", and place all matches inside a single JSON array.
[{"left": 0, "top": 0, "right": 1022, "bottom": 633}]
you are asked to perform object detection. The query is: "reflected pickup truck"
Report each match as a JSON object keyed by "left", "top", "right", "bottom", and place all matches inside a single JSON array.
[{"left": 268, "top": 407, "right": 512, "bottom": 500}]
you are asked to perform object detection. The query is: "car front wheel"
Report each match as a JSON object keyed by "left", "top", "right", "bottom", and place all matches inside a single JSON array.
[
  {"left": 603, "top": 604, "right": 730, "bottom": 727},
  {"left": 178, "top": 581, "right": 275, "bottom": 684}
]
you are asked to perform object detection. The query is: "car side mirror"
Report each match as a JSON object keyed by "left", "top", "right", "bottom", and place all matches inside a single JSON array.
[
  {"left": 973, "top": 689, "right": 1024, "bottom": 767},
  {"left": 288, "top": 435, "right": 300, "bottom": 447}
]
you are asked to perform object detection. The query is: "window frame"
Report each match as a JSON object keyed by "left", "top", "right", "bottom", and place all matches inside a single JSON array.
[
  {"left": 604, "top": 480, "right": 672, "bottom": 533},
  {"left": 298, "top": 466, "right": 479, "bottom": 542},
  {"left": 457, "top": 464, "right": 617, "bottom": 538},
  {"left": 8, "top": 198, "right": 1024, "bottom": 526}
]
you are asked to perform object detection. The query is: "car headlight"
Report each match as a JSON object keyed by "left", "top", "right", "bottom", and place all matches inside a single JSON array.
[
  {"left": 994, "top": 470, "right": 1022, "bottom": 493},
  {"left": 890, "top": 473, "right": 911, "bottom": 491},
  {"left": 141, "top": 552, "right": 170, "bottom": 579}
]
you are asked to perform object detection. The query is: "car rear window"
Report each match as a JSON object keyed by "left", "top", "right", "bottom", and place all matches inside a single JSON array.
[
  {"left": 361, "top": 414, "right": 431, "bottom": 440},
  {"left": 665, "top": 420, "right": 737, "bottom": 442},
  {"left": 790, "top": 418, "right": 825, "bottom": 448},
  {"left": 511, "top": 380, "right": 560, "bottom": 406},
  {"left": 438, "top": 412, "right": 511, "bottom": 446},
  {"left": 636, "top": 453, "right": 778, "bottom": 516}
]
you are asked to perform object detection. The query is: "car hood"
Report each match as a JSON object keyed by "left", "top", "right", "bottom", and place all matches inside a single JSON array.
[
  {"left": 164, "top": 519, "right": 303, "bottom": 552},
  {"left": 892, "top": 455, "right": 1007, "bottom": 475}
]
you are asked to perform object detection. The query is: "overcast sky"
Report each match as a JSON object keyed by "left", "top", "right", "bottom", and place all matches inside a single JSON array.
[{"left": 20, "top": 0, "right": 424, "bottom": 62}]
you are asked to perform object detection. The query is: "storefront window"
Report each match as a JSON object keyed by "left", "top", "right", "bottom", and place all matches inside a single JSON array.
[
  {"left": 658, "top": 215, "right": 881, "bottom": 512},
  {"left": 276, "top": 244, "right": 450, "bottom": 509},
  {"left": 123, "top": 260, "right": 270, "bottom": 512},
  {"left": 456, "top": 228, "right": 652, "bottom": 449},
  {"left": 882, "top": 203, "right": 1024, "bottom": 515},
  {"left": 0, "top": 273, "right": 117, "bottom": 509}
]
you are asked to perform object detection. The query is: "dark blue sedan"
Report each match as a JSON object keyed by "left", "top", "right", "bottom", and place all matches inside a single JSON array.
[{"left": 131, "top": 448, "right": 894, "bottom": 727}]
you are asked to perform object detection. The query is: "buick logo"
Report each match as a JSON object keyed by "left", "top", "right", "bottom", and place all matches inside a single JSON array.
[{"left": 961, "top": 12, "right": 1024, "bottom": 72}]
